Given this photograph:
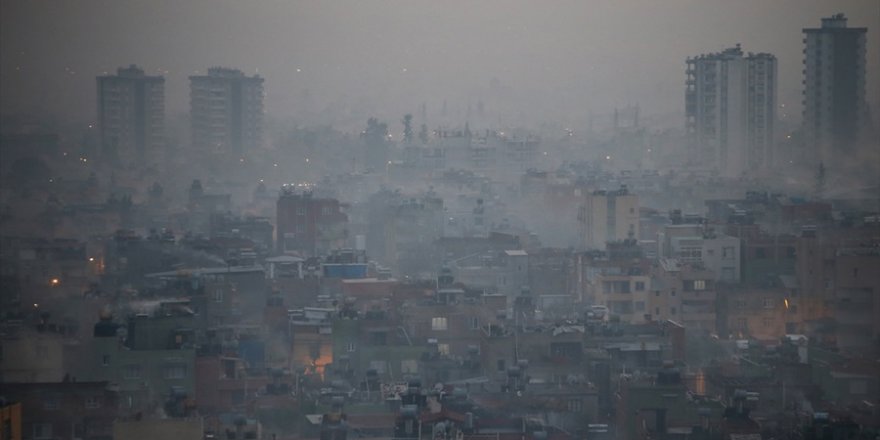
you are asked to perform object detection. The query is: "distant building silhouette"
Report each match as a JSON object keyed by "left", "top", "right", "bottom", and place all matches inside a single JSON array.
[
  {"left": 802, "top": 13, "right": 868, "bottom": 165},
  {"left": 276, "top": 187, "right": 348, "bottom": 256},
  {"left": 686, "top": 45, "right": 776, "bottom": 177},
  {"left": 189, "top": 67, "right": 264, "bottom": 156},
  {"left": 96, "top": 65, "right": 165, "bottom": 162}
]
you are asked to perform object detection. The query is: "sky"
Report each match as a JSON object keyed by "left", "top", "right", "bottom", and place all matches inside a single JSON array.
[{"left": 1, "top": 0, "right": 878, "bottom": 130}]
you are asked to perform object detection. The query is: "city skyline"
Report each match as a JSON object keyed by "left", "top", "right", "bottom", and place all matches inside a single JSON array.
[{"left": 2, "top": 1, "right": 877, "bottom": 130}]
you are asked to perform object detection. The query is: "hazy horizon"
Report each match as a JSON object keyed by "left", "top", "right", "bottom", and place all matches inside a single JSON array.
[{"left": 2, "top": 0, "right": 879, "bottom": 131}]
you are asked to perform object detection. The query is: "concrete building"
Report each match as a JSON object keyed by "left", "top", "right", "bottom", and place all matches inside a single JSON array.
[
  {"left": 802, "top": 13, "right": 869, "bottom": 166},
  {"left": 113, "top": 418, "right": 204, "bottom": 440},
  {"left": 453, "top": 250, "right": 529, "bottom": 307},
  {"left": 665, "top": 230, "right": 741, "bottom": 284},
  {"left": 581, "top": 253, "right": 652, "bottom": 324},
  {"left": 652, "top": 259, "right": 717, "bottom": 333},
  {"left": 686, "top": 45, "right": 776, "bottom": 177},
  {"left": 96, "top": 65, "right": 165, "bottom": 161},
  {"left": 579, "top": 187, "right": 639, "bottom": 250},
  {"left": 276, "top": 187, "right": 348, "bottom": 256},
  {"left": 2, "top": 381, "right": 119, "bottom": 440},
  {"left": 794, "top": 229, "right": 880, "bottom": 349},
  {"left": 189, "top": 67, "right": 264, "bottom": 156}
]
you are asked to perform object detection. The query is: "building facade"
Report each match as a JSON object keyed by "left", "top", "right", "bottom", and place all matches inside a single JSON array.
[
  {"left": 276, "top": 189, "right": 348, "bottom": 256},
  {"left": 189, "top": 67, "right": 264, "bottom": 156},
  {"left": 802, "top": 13, "right": 869, "bottom": 167},
  {"left": 686, "top": 45, "right": 776, "bottom": 177},
  {"left": 96, "top": 65, "right": 165, "bottom": 161},
  {"left": 579, "top": 187, "right": 639, "bottom": 250}
]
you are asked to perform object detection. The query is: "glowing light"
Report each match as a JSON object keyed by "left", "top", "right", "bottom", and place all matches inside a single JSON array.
[
  {"left": 34, "top": 303, "right": 39, "bottom": 308},
  {"left": 784, "top": 298, "right": 789, "bottom": 309},
  {"left": 88, "top": 257, "right": 95, "bottom": 262},
  {"left": 50, "top": 278, "right": 60, "bottom": 286},
  {"left": 605, "top": 155, "right": 611, "bottom": 160}
]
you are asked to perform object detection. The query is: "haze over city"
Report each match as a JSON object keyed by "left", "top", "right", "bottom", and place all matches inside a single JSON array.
[
  {"left": 3, "top": 1, "right": 879, "bottom": 129},
  {"left": 0, "top": 1, "right": 878, "bottom": 440}
]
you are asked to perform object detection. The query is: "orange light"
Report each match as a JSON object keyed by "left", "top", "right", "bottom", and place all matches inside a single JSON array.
[{"left": 50, "top": 278, "right": 60, "bottom": 286}]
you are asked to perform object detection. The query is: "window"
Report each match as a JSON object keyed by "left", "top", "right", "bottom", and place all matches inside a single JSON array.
[
  {"left": 401, "top": 359, "right": 418, "bottom": 374},
  {"left": 42, "top": 396, "right": 59, "bottom": 410},
  {"left": 634, "top": 301, "right": 645, "bottom": 312},
  {"left": 321, "top": 206, "right": 331, "bottom": 216},
  {"left": 763, "top": 318, "right": 773, "bottom": 327},
  {"left": 469, "top": 317, "right": 480, "bottom": 330},
  {"left": 635, "top": 281, "right": 645, "bottom": 291},
  {"left": 722, "top": 246, "right": 735, "bottom": 260},
  {"left": 737, "top": 318, "right": 747, "bottom": 330},
  {"left": 102, "top": 354, "right": 110, "bottom": 366},
  {"left": 123, "top": 364, "right": 142, "bottom": 380},
  {"left": 567, "top": 398, "right": 583, "bottom": 413},
  {"left": 693, "top": 280, "right": 706, "bottom": 290},
  {"left": 762, "top": 298, "right": 775, "bottom": 309},
  {"left": 296, "top": 207, "right": 306, "bottom": 216},
  {"left": 438, "top": 343, "right": 450, "bottom": 356},
  {"left": 33, "top": 423, "right": 53, "bottom": 439},
  {"left": 214, "top": 289, "right": 223, "bottom": 303},
  {"left": 164, "top": 364, "right": 186, "bottom": 379},
  {"left": 497, "top": 359, "right": 506, "bottom": 372},
  {"left": 431, "top": 317, "right": 448, "bottom": 331},
  {"left": 670, "top": 307, "right": 677, "bottom": 315},
  {"left": 347, "top": 342, "right": 356, "bottom": 352},
  {"left": 85, "top": 396, "right": 102, "bottom": 409}
]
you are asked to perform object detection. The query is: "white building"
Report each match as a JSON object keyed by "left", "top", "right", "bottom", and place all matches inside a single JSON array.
[
  {"left": 190, "top": 67, "right": 264, "bottom": 156},
  {"left": 668, "top": 233, "right": 741, "bottom": 284},
  {"left": 579, "top": 187, "right": 639, "bottom": 250},
  {"left": 802, "top": 13, "right": 869, "bottom": 166},
  {"left": 686, "top": 45, "right": 776, "bottom": 177}
]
